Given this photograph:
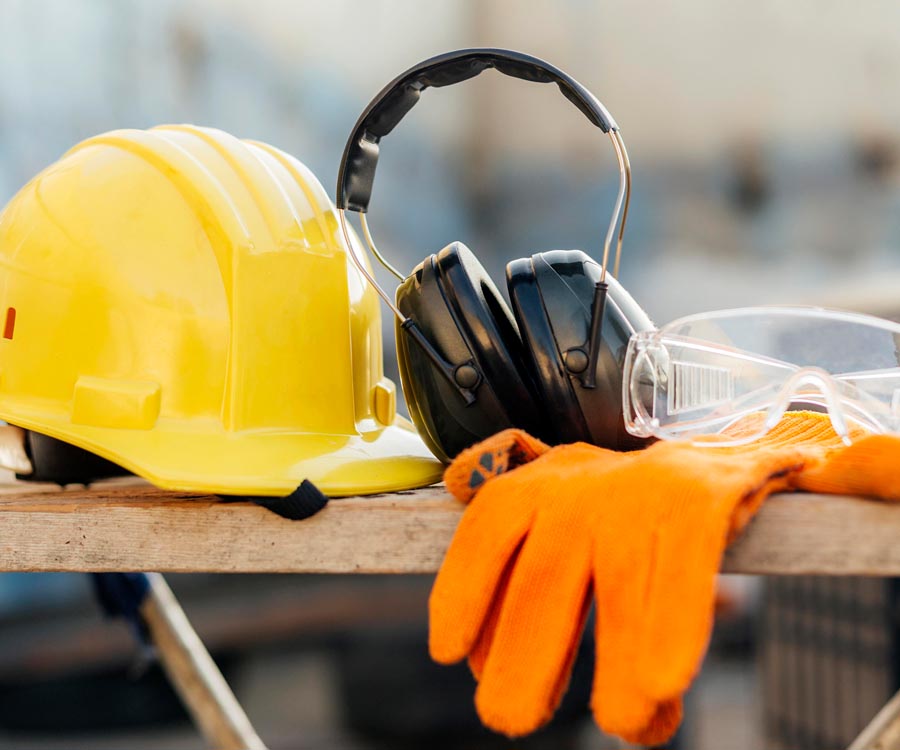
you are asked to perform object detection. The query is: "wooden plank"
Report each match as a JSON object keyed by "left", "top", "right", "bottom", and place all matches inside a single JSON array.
[
  {"left": 721, "top": 494, "right": 900, "bottom": 576},
  {"left": 0, "top": 484, "right": 458, "bottom": 573},
  {"left": 0, "top": 483, "right": 897, "bottom": 574}
]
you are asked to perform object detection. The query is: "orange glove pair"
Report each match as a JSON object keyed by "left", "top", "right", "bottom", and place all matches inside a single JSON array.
[{"left": 429, "top": 412, "right": 900, "bottom": 746}]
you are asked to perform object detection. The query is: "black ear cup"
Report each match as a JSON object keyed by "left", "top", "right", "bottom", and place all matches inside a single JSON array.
[
  {"left": 507, "top": 250, "right": 654, "bottom": 450},
  {"left": 395, "top": 242, "right": 541, "bottom": 462}
]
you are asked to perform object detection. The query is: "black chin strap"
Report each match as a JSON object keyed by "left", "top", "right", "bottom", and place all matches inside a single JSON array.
[{"left": 222, "top": 479, "right": 329, "bottom": 521}]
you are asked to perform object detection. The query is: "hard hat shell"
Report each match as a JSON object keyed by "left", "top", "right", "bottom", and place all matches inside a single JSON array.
[{"left": 0, "top": 125, "right": 442, "bottom": 496}]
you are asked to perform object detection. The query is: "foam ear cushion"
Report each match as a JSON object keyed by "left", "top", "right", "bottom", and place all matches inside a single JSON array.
[{"left": 507, "top": 250, "right": 654, "bottom": 450}]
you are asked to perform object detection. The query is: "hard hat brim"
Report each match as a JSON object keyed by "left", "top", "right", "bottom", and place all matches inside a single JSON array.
[{"left": 0, "top": 400, "right": 444, "bottom": 496}]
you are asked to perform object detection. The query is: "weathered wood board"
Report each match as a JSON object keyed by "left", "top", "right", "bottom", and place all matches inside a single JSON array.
[{"left": 0, "top": 480, "right": 896, "bottom": 575}]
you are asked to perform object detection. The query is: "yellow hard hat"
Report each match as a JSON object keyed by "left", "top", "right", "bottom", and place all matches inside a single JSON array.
[{"left": 0, "top": 125, "right": 442, "bottom": 496}]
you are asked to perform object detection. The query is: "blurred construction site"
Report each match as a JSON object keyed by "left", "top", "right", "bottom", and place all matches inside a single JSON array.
[{"left": 2, "top": 1, "right": 900, "bottom": 748}]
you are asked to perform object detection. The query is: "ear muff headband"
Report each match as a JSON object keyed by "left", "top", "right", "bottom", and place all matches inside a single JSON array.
[
  {"left": 336, "top": 48, "right": 617, "bottom": 212},
  {"left": 335, "top": 47, "right": 631, "bottom": 400}
]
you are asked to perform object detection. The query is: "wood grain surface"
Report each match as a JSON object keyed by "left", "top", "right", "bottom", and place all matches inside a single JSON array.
[{"left": 0, "top": 481, "right": 897, "bottom": 574}]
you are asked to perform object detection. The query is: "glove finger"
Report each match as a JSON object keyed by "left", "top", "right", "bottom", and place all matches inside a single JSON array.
[
  {"left": 474, "top": 509, "right": 593, "bottom": 737},
  {"left": 545, "top": 589, "right": 592, "bottom": 715},
  {"left": 637, "top": 470, "right": 792, "bottom": 699},
  {"left": 433, "top": 447, "right": 582, "bottom": 664},
  {"left": 468, "top": 448, "right": 609, "bottom": 681},
  {"left": 470, "top": 567, "right": 592, "bottom": 708},
  {"left": 592, "top": 527, "right": 662, "bottom": 739},
  {"left": 429, "top": 473, "right": 537, "bottom": 664},
  {"left": 616, "top": 698, "right": 683, "bottom": 748},
  {"left": 633, "top": 509, "right": 727, "bottom": 701},
  {"left": 467, "top": 547, "right": 516, "bottom": 681},
  {"left": 589, "top": 462, "right": 674, "bottom": 739}
]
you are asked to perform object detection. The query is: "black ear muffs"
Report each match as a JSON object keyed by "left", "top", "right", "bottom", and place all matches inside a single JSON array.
[{"left": 336, "top": 48, "right": 652, "bottom": 462}]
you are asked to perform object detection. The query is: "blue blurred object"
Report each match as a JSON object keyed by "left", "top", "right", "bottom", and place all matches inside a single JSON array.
[
  {"left": 90, "top": 573, "right": 152, "bottom": 648},
  {"left": 0, "top": 573, "right": 91, "bottom": 614}
]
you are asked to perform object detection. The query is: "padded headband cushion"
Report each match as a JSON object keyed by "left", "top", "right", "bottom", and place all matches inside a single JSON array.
[{"left": 433, "top": 242, "right": 542, "bottom": 433}]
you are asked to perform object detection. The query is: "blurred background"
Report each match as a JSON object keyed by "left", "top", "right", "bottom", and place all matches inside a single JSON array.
[{"left": 2, "top": 0, "right": 900, "bottom": 748}]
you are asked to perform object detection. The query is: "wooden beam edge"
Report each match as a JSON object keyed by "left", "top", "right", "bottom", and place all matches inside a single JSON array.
[{"left": 0, "top": 485, "right": 897, "bottom": 574}]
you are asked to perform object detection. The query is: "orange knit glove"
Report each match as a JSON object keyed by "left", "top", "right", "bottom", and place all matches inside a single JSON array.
[
  {"left": 430, "top": 413, "right": 855, "bottom": 746},
  {"left": 796, "top": 434, "right": 900, "bottom": 499}
]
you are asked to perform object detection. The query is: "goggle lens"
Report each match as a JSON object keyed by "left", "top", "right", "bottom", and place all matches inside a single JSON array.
[{"left": 624, "top": 307, "right": 900, "bottom": 445}]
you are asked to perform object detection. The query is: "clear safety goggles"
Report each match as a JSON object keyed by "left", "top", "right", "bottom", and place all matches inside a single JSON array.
[{"left": 623, "top": 306, "right": 900, "bottom": 445}]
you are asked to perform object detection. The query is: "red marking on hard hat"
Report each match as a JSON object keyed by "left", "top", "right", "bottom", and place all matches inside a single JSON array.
[{"left": 3, "top": 308, "right": 15, "bottom": 340}]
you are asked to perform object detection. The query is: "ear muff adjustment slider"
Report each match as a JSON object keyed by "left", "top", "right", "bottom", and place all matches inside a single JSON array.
[{"left": 402, "top": 319, "right": 478, "bottom": 405}]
